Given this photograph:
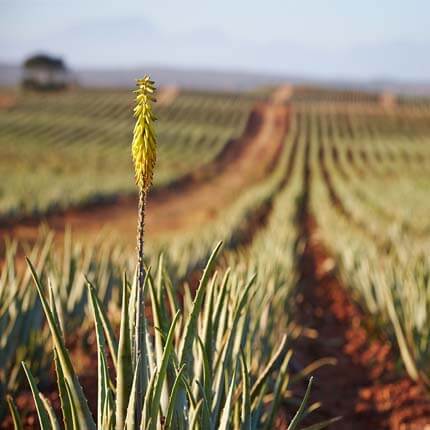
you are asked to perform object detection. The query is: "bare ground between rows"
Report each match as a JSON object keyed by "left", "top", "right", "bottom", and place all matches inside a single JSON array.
[
  {"left": 292, "top": 146, "right": 430, "bottom": 428},
  {"left": 0, "top": 100, "right": 289, "bottom": 256}
]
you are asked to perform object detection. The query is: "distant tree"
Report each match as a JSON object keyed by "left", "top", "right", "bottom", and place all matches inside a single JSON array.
[{"left": 22, "top": 53, "right": 71, "bottom": 91}]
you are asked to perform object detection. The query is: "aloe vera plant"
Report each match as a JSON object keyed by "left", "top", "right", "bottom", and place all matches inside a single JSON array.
[{"left": 11, "top": 243, "right": 318, "bottom": 429}]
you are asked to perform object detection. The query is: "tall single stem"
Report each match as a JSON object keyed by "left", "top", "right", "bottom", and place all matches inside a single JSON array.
[
  {"left": 137, "top": 187, "right": 146, "bottom": 293},
  {"left": 135, "top": 187, "right": 147, "bottom": 425}
]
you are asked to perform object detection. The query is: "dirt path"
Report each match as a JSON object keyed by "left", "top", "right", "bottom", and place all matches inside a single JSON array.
[
  {"left": 157, "top": 85, "right": 179, "bottom": 106},
  {"left": 0, "top": 98, "right": 290, "bottom": 249},
  {"left": 292, "top": 138, "right": 430, "bottom": 429},
  {"left": 272, "top": 84, "right": 293, "bottom": 104},
  {"left": 0, "top": 94, "right": 16, "bottom": 110}
]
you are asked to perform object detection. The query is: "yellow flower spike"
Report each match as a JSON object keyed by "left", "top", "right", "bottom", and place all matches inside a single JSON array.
[
  {"left": 132, "top": 75, "right": 157, "bottom": 191},
  {"left": 132, "top": 76, "right": 158, "bottom": 422}
]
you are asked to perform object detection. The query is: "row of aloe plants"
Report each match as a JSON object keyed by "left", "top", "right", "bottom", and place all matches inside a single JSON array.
[{"left": 0, "top": 230, "right": 128, "bottom": 408}]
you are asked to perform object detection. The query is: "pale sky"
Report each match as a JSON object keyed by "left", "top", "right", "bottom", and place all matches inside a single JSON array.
[{"left": 1, "top": 0, "right": 429, "bottom": 80}]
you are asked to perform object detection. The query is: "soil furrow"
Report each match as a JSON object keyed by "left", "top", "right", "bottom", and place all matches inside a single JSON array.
[{"left": 292, "top": 132, "right": 430, "bottom": 429}]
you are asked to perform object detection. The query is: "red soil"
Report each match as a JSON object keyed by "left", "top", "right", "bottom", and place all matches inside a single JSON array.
[
  {"left": 0, "top": 94, "right": 16, "bottom": 110},
  {"left": 157, "top": 86, "right": 179, "bottom": 106},
  {"left": 294, "top": 216, "right": 430, "bottom": 429}
]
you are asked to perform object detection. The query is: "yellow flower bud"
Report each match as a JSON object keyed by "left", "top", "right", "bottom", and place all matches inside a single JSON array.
[{"left": 132, "top": 75, "right": 157, "bottom": 191}]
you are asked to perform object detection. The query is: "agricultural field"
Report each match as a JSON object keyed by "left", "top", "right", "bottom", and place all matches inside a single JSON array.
[
  {"left": 1, "top": 81, "right": 430, "bottom": 429},
  {"left": 0, "top": 88, "right": 260, "bottom": 220}
]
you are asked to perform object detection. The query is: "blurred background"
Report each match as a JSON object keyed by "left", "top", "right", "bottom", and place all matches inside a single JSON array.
[
  {"left": 1, "top": 0, "right": 430, "bottom": 245},
  {"left": 1, "top": 0, "right": 430, "bottom": 91}
]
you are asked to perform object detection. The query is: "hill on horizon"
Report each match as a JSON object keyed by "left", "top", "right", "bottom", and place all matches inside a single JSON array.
[{"left": 1, "top": 62, "right": 430, "bottom": 95}]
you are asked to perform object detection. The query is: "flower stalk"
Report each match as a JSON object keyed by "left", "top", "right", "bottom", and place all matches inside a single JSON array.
[{"left": 131, "top": 75, "right": 157, "bottom": 424}]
